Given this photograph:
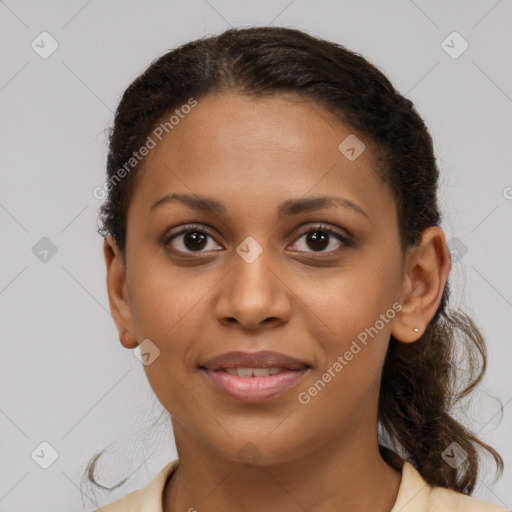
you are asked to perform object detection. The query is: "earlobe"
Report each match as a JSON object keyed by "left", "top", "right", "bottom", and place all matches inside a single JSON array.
[
  {"left": 120, "top": 328, "right": 138, "bottom": 349},
  {"left": 103, "top": 236, "right": 138, "bottom": 349},
  {"left": 391, "top": 226, "right": 451, "bottom": 343}
]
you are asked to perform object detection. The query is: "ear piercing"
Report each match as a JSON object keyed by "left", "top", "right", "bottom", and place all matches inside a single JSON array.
[{"left": 413, "top": 328, "right": 419, "bottom": 332}]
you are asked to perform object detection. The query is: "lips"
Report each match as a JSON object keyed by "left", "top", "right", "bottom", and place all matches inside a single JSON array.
[
  {"left": 200, "top": 350, "right": 310, "bottom": 371},
  {"left": 199, "top": 350, "right": 311, "bottom": 402}
]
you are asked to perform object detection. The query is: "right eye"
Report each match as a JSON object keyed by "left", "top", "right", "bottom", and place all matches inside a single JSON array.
[{"left": 163, "top": 224, "right": 223, "bottom": 254}]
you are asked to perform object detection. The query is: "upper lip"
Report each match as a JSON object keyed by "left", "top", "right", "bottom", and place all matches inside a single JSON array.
[{"left": 200, "top": 350, "right": 310, "bottom": 371}]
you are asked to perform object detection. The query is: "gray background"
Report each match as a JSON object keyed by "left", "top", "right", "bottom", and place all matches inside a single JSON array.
[{"left": 0, "top": 1, "right": 511, "bottom": 511}]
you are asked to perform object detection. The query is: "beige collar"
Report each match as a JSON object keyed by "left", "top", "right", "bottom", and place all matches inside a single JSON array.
[{"left": 136, "top": 459, "right": 433, "bottom": 512}]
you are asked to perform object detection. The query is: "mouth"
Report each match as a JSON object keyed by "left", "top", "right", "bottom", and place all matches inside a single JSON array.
[{"left": 199, "top": 350, "right": 311, "bottom": 402}]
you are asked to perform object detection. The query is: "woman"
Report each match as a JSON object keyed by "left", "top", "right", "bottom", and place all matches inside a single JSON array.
[{"left": 91, "top": 26, "right": 505, "bottom": 512}]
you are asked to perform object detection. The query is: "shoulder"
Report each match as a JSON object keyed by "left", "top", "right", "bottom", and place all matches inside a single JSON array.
[
  {"left": 429, "top": 486, "right": 509, "bottom": 512},
  {"left": 94, "top": 488, "right": 144, "bottom": 512},
  {"left": 92, "top": 460, "right": 179, "bottom": 512},
  {"left": 394, "top": 462, "right": 508, "bottom": 512}
]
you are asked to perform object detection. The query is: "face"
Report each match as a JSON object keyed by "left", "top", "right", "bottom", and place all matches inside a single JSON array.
[{"left": 106, "top": 91, "right": 422, "bottom": 465}]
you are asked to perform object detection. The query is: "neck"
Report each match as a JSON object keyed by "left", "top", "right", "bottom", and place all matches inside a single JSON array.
[{"left": 163, "top": 423, "right": 402, "bottom": 512}]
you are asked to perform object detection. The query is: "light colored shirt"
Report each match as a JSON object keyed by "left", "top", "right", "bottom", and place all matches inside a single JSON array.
[{"left": 96, "top": 459, "right": 508, "bottom": 512}]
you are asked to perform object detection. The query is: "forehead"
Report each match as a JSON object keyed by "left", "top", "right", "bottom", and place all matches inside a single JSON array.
[
  {"left": 128, "top": 91, "right": 393, "bottom": 225},
  {"left": 144, "top": 91, "right": 364, "bottom": 167}
]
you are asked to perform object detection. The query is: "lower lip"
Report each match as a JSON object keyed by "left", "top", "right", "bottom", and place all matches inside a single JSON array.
[{"left": 201, "top": 368, "right": 309, "bottom": 402}]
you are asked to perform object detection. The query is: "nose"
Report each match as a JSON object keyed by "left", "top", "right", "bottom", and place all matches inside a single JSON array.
[{"left": 214, "top": 246, "right": 292, "bottom": 331}]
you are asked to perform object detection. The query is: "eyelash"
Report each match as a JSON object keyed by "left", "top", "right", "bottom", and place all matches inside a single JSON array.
[{"left": 162, "top": 223, "right": 353, "bottom": 258}]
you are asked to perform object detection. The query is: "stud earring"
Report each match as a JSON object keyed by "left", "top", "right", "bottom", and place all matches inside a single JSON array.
[{"left": 413, "top": 328, "right": 419, "bottom": 332}]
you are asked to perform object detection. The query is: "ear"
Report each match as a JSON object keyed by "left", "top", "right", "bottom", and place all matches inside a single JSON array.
[
  {"left": 103, "top": 235, "right": 138, "bottom": 349},
  {"left": 391, "top": 226, "right": 451, "bottom": 343}
]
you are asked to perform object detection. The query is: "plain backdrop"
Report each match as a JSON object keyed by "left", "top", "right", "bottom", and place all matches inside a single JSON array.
[{"left": 0, "top": 1, "right": 511, "bottom": 511}]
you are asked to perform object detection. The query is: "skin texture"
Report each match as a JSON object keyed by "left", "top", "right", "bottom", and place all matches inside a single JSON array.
[{"left": 104, "top": 91, "right": 451, "bottom": 512}]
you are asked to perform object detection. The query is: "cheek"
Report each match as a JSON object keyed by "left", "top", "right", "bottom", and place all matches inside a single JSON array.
[
  {"left": 128, "top": 253, "right": 208, "bottom": 342},
  {"left": 293, "top": 261, "right": 399, "bottom": 403},
  {"left": 294, "top": 281, "right": 395, "bottom": 428},
  {"left": 297, "top": 262, "right": 398, "bottom": 347},
  {"left": 127, "top": 261, "right": 215, "bottom": 402}
]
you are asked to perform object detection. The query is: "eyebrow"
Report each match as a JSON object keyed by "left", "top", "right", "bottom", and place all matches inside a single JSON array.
[{"left": 149, "top": 193, "right": 369, "bottom": 220}]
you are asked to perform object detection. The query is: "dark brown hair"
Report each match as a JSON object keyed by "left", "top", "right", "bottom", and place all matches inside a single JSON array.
[{"left": 91, "top": 26, "right": 503, "bottom": 494}]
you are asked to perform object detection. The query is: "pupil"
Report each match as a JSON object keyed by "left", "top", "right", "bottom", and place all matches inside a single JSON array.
[
  {"left": 308, "top": 231, "right": 328, "bottom": 251},
  {"left": 184, "top": 231, "right": 207, "bottom": 250},
  {"left": 181, "top": 230, "right": 330, "bottom": 252}
]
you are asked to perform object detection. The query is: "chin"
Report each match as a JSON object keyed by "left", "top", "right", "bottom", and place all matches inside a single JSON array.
[{"left": 202, "top": 430, "right": 313, "bottom": 468}]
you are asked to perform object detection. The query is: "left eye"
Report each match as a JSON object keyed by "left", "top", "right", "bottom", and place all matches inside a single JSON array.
[
  {"left": 163, "top": 224, "right": 351, "bottom": 255},
  {"left": 290, "top": 225, "right": 351, "bottom": 253}
]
